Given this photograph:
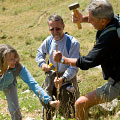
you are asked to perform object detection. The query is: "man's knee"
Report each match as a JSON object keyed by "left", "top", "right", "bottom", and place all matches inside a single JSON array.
[{"left": 75, "top": 96, "right": 89, "bottom": 109}]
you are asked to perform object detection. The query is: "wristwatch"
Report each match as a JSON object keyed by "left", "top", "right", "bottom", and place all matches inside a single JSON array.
[
  {"left": 60, "top": 57, "right": 65, "bottom": 64},
  {"left": 62, "top": 76, "right": 67, "bottom": 82}
]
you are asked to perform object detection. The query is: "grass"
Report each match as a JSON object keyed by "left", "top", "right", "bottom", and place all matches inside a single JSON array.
[{"left": 0, "top": 0, "right": 120, "bottom": 119}]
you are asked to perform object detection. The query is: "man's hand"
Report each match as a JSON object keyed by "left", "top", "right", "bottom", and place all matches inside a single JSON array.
[
  {"left": 53, "top": 50, "right": 62, "bottom": 63},
  {"left": 54, "top": 77, "right": 63, "bottom": 88},
  {"left": 72, "top": 10, "right": 83, "bottom": 23},
  {"left": 49, "top": 100, "right": 60, "bottom": 110},
  {"left": 72, "top": 10, "right": 89, "bottom": 24},
  {"left": 41, "top": 64, "right": 50, "bottom": 72}
]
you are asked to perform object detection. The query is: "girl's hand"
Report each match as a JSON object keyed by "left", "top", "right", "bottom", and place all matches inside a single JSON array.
[{"left": 49, "top": 100, "right": 60, "bottom": 110}]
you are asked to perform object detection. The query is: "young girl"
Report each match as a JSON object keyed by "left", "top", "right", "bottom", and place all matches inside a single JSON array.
[{"left": 0, "top": 44, "right": 60, "bottom": 120}]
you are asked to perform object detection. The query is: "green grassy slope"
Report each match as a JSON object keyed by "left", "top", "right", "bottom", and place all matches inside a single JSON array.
[{"left": 0, "top": 0, "right": 120, "bottom": 119}]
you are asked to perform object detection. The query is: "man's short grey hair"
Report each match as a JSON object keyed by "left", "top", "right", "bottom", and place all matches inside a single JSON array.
[
  {"left": 48, "top": 14, "right": 64, "bottom": 24},
  {"left": 87, "top": 0, "right": 114, "bottom": 19}
]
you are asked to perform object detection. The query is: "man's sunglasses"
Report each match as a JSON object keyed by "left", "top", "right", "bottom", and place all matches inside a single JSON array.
[{"left": 49, "top": 27, "right": 61, "bottom": 31}]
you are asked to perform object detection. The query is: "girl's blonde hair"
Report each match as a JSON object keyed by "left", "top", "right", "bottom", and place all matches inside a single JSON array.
[{"left": 0, "top": 44, "right": 20, "bottom": 75}]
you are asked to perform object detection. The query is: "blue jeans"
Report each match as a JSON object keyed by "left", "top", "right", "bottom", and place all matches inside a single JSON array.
[{"left": 3, "top": 82, "right": 22, "bottom": 120}]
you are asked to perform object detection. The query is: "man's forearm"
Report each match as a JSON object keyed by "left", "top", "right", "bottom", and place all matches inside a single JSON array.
[
  {"left": 63, "top": 57, "right": 77, "bottom": 66},
  {"left": 82, "top": 15, "right": 89, "bottom": 23}
]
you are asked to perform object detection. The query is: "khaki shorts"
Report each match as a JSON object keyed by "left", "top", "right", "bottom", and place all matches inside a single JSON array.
[{"left": 96, "top": 77, "right": 120, "bottom": 102}]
